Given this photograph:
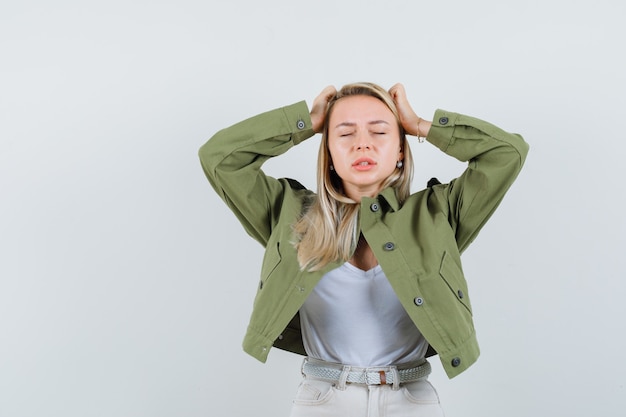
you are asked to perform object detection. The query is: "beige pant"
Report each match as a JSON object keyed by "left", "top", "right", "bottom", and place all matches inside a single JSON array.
[{"left": 288, "top": 376, "right": 445, "bottom": 417}]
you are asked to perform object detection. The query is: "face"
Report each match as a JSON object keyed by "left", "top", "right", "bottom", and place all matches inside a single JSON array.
[{"left": 327, "top": 95, "right": 403, "bottom": 201}]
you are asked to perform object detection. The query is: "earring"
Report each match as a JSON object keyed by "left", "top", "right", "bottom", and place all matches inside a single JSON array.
[
  {"left": 396, "top": 161, "right": 403, "bottom": 168},
  {"left": 330, "top": 165, "right": 335, "bottom": 171}
]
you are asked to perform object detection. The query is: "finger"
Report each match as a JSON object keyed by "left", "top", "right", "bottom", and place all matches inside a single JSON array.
[
  {"left": 389, "top": 83, "right": 404, "bottom": 101},
  {"left": 313, "top": 85, "right": 336, "bottom": 109},
  {"left": 321, "top": 85, "right": 337, "bottom": 103},
  {"left": 319, "top": 85, "right": 336, "bottom": 98}
]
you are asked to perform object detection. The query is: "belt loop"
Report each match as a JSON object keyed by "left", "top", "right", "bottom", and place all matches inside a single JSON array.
[
  {"left": 390, "top": 367, "right": 400, "bottom": 390},
  {"left": 300, "top": 358, "right": 308, "bottom": 378},
  {"left": 337, "top": 365, "right": 350, "bottom": 391}
]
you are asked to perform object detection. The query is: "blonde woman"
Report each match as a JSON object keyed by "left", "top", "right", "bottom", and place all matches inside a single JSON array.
[{"left": 199, "top": 82, "right": 528, "bottom": 416}]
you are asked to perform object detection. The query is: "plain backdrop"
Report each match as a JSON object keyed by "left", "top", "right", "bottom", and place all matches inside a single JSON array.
[{"left": 2, "top": 0, "right": 625, "bottom": 416}]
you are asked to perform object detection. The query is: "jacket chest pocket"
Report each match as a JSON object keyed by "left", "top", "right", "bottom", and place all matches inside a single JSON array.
[
  {"left": 259, "top": 241, "right": 282, "bottom": 290},
  {"left": 438, "top": 251, "right": 472, "bottom": 314}
]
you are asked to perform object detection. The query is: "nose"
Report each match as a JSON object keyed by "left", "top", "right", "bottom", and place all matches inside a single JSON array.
[{"left": 355, "top": 133, "right": 371, "bottom": 151}]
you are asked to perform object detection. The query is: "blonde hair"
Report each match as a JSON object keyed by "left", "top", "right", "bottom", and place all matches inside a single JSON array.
[{"left": 293, "top": 82, "right": 414, "bottom": 271}]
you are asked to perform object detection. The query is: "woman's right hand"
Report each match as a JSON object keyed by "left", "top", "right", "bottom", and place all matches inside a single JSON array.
[{"left": 310, "top": 85, "right": 337, "bottom": 134}]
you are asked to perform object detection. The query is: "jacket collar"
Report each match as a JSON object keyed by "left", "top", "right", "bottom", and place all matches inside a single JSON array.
[{"left": 378, "top": 187, "right": 401, "bottom": 212}]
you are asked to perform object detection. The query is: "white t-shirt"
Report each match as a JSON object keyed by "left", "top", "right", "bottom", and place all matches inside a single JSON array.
[{"left": 299, "top": 262, "right": 428, "bottom": 367}]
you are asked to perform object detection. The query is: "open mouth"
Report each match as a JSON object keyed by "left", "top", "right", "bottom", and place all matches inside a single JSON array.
[
  {"left": 352, "top": 158, "right": 377, "bottom": 170},
  {"left": 352, "top": 158, "right": 376, "bottom": 167}
]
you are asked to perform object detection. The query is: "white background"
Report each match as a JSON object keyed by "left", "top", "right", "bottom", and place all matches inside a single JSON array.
[{"left": 2, "top": 0, "right": 625, "bottom": 416}]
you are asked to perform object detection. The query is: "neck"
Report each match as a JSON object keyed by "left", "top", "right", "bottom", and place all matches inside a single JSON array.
[{"left": 344, "top": 186, "right": 380, "bottom": 202}]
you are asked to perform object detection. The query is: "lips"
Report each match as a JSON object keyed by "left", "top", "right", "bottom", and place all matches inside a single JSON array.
[{"left": 352, "top": 157, "right": 377, "bottom": 171}]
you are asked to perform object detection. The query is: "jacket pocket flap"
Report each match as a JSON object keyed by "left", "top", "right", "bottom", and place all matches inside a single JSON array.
[
  {"left": 260, "top": 241, "right": 282, "bottom": 284},
  {"left": 438, "top": 251, "right": 472, "bottom": 314}
]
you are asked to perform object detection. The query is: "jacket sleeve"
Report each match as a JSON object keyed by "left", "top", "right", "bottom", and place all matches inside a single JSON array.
[
  {"left": 427, "top": 110, "right": 529, "bottom": 252},
  {"left": 198, "top": 101, "right": 315, "bottom": 247}
]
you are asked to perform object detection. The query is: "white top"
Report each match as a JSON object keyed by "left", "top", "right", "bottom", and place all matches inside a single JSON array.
[{"left": 299, "top": 262, "right": 428, "bottom": 367}]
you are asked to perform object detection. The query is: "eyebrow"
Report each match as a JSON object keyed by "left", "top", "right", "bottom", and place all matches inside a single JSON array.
[{"left": 334, "top": 120, "right": 390, "bottom": 129}]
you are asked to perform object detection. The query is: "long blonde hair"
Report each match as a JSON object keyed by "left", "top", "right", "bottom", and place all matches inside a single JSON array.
[{"left": 292, "top": 82, "right": 414, "bottom": 271}]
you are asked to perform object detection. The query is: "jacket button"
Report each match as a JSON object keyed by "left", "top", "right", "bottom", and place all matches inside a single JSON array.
[
  {"left": 383, "top": 242, "right": 395, "bottom": 251},
  {"left": 370, "top": 202, "right": 379, "bottom": 212},
  {"left": 451, "top": 357, "right": 461, "bottom": 367},
  {"left": 414, "top": 297, "right": 424, "bottom": 306},
  {"left": 457, "top": 289, "right": 464, "bottom": 299},
  {"left": 439, "top": 116, "right": 449, "bottom": 125},
  {"left": 296, "top": 120, "right": 305, "bottom": 130}
]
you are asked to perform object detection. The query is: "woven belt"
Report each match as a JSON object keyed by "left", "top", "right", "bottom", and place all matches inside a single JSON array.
[{"left": 302, "top": 359, "right": 431, "bottom": 386}]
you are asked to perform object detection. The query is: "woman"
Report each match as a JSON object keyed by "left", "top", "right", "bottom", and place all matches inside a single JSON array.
[{"left": 199, "top": 82, "right": 528, "bottom": 416}]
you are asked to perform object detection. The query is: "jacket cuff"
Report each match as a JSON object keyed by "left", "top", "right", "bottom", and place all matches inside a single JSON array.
[
  {"left": 425, "top": 109, "right": 460, "bottom": 153},
  {"left": 281, "top": 101, "right": 315, "bottom": 145}
]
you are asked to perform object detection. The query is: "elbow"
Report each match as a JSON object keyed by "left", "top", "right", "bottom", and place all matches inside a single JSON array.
[
  {"left": 198, "top": 140, "right": 211, "bottom": 168},
  {"left": 198, "top": 141, "right": 212, "bottom": 177},
  {"left": 198, "top": 131, "right": 224, "bottom": 178},
  {"left": 508, "top": 133, "right": 529, "bottom": 169}
]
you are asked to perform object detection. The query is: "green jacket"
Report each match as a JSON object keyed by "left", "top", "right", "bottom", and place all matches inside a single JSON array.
[{"left": 199, "top": 101, "right": 528, "bottom": 378}]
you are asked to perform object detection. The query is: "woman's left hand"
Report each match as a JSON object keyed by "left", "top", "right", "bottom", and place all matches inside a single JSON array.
[{"left": 389, "top": 83, "right": 430, "bottom": 138}]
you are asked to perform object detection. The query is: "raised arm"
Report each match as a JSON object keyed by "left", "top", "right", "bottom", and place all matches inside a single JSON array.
[
  {"left": 390, "top": 83, "right": 529, "bottom": 251},
  {"left": 198, "top": 101, "right": 315, "bottom": 246}
]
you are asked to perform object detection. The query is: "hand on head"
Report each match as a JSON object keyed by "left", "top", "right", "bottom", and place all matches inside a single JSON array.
[
  {"left": 310, "top": 85, "right": 337, "bottom": 134},
  {"left": 310, "top": 83, "right": 429, "bottom": 138},
  {"left": 388, "top": 83, "right": 422, "bottom": 137}
]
